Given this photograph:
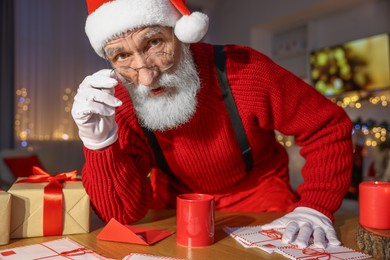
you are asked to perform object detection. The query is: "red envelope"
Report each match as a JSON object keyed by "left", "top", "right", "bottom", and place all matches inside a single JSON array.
[{"left": 97, "top": 218, "right": 174, "bottom": 245}]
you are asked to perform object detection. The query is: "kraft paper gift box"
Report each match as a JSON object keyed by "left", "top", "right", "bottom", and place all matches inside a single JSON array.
[
  {"left": 0, "top": 190, "right": 11, "bottom": 245},
  {"left": 8, "top": 167, "right": 90, "bottom": 238}
]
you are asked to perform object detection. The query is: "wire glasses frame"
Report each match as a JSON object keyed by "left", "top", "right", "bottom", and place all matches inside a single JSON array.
[{"left": 105, "top": 29, "right": 175, "bottom": 83}]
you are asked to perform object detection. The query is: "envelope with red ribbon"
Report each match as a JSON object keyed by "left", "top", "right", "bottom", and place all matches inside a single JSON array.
[
  {"left": 0, "top": 189, "right": 11, "bottom": 245},
  {"left": 0, "top": 238, "right": 110, "bottom": 260},
  {"left": 8, "top": 167, "right": 90, "bottom": 238}
]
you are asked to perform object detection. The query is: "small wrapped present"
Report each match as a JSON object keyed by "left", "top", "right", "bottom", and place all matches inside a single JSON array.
[
  {"left": 8, "top": 167, "right": 90, "bottom": 238},
  {"left": 0, "top": 189, "right": 11, "bottom": 245}
]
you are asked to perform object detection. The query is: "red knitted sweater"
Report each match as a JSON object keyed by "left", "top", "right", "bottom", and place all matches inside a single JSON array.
[{"left": 82, "top": 43, "right": 353, "bottom": 224}]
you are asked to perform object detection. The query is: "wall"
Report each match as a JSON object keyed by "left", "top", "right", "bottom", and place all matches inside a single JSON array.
[
  {"left": 206, "top": 0, "right": 325, "bottom": 45},
  {"left": 205, "top": 0, "right": 382, "bottom": 46},
  {"left": 310, "top": 0, "right": 390, "bottom": 49}
]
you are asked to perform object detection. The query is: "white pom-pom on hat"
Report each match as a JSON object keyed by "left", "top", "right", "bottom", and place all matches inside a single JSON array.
[
  {"left": 174, "top": 11, "right": 209, "bottom": 43},
  {"left": 169, "top": 0, "right": 209, "bottom": 43}
]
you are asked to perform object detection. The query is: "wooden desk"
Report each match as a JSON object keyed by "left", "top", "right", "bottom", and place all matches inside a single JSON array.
[{"left": 0, "top": 211, "right": 368, "bottom": 260}]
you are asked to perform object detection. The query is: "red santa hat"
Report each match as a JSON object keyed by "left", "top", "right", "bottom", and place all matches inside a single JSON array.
[{"left": 85, "top": 0, "right": 209, "bottom": 57}]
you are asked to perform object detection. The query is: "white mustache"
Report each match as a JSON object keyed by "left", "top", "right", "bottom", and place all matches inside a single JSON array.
[{"left": 127, "top": 43, "right": 201, "bottom": 131}]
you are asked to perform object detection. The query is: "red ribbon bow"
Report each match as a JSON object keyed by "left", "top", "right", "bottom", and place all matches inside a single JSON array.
[
  {"left": 16, "top": 167, "right": 78, "bottom": 236},
  {"left": 289, "top": 246, "right": 355, "bottom": 260},
  {"left": 260, "top": 229, "right": 283, "bottom": 240},
  {"left": 59, "top": 247, "right": 92, "bottom": 257},
  {"left": 301, "top": 248, "right": 331, "bottom": 259},
  {"left": 34, "top": 246, "right": 93, "bottom": 260}
]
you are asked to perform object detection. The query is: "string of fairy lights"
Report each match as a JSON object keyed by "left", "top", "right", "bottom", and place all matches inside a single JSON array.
[
  {"left": 14, "top": 87, "right": 390, "bottom": 149},
  {"left": 14, "top": 88, "right": 31, "bottom": 148}
]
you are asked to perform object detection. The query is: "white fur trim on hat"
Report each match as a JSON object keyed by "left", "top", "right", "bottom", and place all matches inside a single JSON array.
[
  {"left": 85, "top": 0, "right": 209, "bottom": 58},
  {"left": 85, "top": 0, "right": 181, "bottom": 57}
]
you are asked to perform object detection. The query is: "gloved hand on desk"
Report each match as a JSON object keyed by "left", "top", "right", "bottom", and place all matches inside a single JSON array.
[{"left": 261, "top": 207, "right": 341, "bottom": 249}]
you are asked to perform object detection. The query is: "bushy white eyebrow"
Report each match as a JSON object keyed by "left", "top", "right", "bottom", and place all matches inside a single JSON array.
[
  {"left": 104, "top": 27, "right": 170, "bottom": 58},
  {"left": 140, "top": 27, "right": 165, "bottom": 41},
  {"left": 105, "top": 47, "right": 124, "bottom": 58}
]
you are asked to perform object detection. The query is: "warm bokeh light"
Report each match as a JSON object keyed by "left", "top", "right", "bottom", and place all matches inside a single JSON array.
[
  {"left": 15, "top": 87, "right": 77, "bottom": 148},
  {"left": 310, "top": 33, "right": 390, "bottom": 97}
]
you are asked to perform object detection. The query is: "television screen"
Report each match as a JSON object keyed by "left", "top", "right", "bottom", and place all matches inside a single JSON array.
[{"left": 310, "top": 33, "right": 390, "bottom": 96}]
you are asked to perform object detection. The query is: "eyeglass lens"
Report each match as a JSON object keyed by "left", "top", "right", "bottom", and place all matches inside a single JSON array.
[{"left": 107, "top": 29, "right": 175, "bottom": 74}]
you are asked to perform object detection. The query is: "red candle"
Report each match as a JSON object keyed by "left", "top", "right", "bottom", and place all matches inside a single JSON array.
[{"left": 359, "top": 181, "right": 390, "bottom": 229}]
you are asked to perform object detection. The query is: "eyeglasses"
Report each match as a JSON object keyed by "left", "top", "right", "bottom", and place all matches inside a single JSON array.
[{"left": 105, "top": 29, "right": 175, "bottom": 83}]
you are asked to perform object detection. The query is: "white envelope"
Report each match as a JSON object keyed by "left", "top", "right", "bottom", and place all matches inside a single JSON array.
[{"left": 0, "top": 238, "right": 111, "bottom": 259}]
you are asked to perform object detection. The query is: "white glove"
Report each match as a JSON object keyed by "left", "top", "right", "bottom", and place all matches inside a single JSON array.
[
  {"left": 261, "top": 207, "right": 341, "bottom": 249},
  {"left": 71, "top": 69, "right": 122, "bottom": 150}
]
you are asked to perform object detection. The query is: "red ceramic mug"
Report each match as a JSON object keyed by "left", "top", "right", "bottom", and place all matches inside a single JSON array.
[
  {"left": 359, "top": 181, "right": 390, "bottom": 229},
  {"left": 176, "top": 193, "right": 215, "bottom": 247}
]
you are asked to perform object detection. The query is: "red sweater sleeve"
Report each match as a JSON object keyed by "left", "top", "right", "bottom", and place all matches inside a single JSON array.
[
  {"left": 223, "top": 44, "right": 353, "bottom": 220},
  {"left": 81, "top": 86, "right": 154, "bottom": 224}
]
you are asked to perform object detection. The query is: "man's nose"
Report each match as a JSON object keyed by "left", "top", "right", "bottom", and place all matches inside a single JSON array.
[
  {"left": 132, "top": 54, "right": 159, "bottom": 86},
  {"left": 137, "top": 67, "right": 158, "bottom": 86}
]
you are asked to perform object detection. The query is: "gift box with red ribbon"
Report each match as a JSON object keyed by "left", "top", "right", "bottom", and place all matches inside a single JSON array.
[
  {"left": 0, "top": 189, "right": 11, "bottom": 245},
  {"left": 8, "top": 167, "right": 90, "bottom": 238}
]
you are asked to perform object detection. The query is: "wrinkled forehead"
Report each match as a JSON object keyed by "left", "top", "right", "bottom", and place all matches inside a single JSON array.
[
  {"left": 107, "top": 26, "right": 171, "bottom": 46},
  {"left": 103, "top": 27, "right": 174, "bottom": 59}
]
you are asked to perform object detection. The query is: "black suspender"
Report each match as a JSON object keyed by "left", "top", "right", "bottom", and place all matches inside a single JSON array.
[
  {"left": 142, "top": 45, "right": 253, "bottom": 176},
  {"left": 142, "top": 127, "right": 173, "bottom": 176},
  {"left": 213, "top": 45, "right": 253, "bottom": 172}
]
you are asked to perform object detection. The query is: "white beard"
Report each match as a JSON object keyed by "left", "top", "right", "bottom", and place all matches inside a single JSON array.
[{"left": 124, "top": 44, "right": 200, "bottom": 131}]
